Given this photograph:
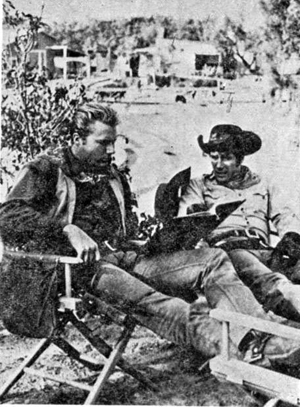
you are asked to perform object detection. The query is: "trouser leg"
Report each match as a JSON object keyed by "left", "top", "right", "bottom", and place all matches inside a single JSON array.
[
  {"left": 271, "top": 253, "right": 300, "bottom": 284},
  {"left": 133, "top": 248, "right": 272, "bottom": 347},
  {"left": 90, "top": 261, "right": 222, "bottom": 358},
  {"left": 229, "top": 249, "right": 300, "bottom": 322},
  {"left": 289, "top": 261, "right": 300, "bottom": 283}
]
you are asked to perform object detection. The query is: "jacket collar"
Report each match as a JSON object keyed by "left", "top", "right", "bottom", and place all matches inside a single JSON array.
[{"left": 38, "top": 146, "right": 116, "bottom": 182}]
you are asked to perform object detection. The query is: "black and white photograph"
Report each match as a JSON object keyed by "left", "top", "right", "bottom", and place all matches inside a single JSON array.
[{"left": 1, "top": 0, "right": 300, "bottom": 405}]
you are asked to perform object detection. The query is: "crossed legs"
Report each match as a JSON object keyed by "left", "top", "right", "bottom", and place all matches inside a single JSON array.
[{"left": 90, "top": 248, "right": 274, "bottom": 358}]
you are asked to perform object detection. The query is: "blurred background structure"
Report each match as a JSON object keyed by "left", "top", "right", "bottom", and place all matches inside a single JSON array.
[{"left": 1, "top": 0, "right": 300, "bottom": 211}]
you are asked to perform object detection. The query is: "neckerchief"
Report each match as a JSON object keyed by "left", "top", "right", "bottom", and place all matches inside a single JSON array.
[
  {"left": 73, "top": 170, "right": 114, "bottom": 185},
  {"left": 39, "top": 146, "right": 115, "bottom": 182},
  {"left": 205, "top": 165, "right": 261, "bottom": 190},
  {"left": 38, "top": 145, "right": 126, "bottom": 233}
]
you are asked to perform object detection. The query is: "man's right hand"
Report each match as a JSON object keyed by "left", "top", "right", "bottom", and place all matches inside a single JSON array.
[{"left": 63, "top": 224, "right": 100, "bottom": 264}]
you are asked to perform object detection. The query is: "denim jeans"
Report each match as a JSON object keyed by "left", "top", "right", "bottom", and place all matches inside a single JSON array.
[
  {"left": 228, "top": 249, "right": 300, "bottom": 322},
  {"left": 88, "top": 247, "right": 273, "bottom": 358}
]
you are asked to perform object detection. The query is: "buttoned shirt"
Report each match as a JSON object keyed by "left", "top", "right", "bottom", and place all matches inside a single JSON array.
[{"left": 178, "top": 166, "right": 300, "bottom": 243}]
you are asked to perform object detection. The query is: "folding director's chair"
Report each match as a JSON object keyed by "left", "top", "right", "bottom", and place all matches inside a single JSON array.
[
  {"left": 0, "top": 250, "right": 156, "bottom": 405},
  {"left": 209, "top": 309, "right": 300, "bottom": 406}
]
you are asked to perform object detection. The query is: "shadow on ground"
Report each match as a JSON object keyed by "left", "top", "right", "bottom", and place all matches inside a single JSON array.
[{"left": 0, "top": 319, "right": 269, "bottom": 406}]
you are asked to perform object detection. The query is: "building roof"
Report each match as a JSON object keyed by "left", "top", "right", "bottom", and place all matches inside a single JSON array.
[{"left": 47, "top": 45, "right": 86, "bottom": 57}]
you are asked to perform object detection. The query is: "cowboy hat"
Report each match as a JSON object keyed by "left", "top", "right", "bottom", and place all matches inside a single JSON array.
[{"left": 198, "top": 124, "right": 262, "bottom": 156}]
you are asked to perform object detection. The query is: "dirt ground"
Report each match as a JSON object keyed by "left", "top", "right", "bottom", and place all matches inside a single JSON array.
[
  {"left": 1, "top": 87, "right": 300, "bottom": 405},
  {"left": 0, "top": 317, "right": 265, "bottom": 406}
]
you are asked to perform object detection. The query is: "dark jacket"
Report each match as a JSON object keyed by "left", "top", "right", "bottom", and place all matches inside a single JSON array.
[
  {"left": 0, "top": 146, "right": 138, "bottom": 250},
  {"left": 0, "top": 146, "right": 138, "bottom": 337}
]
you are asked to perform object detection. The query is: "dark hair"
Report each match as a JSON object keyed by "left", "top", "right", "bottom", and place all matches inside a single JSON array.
[{"left": 70, "top": 103, "right": 119, "bottom": 140}]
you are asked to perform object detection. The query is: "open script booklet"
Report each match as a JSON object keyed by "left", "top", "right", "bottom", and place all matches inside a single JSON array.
[
  {"left": 148, "top": 199, "right": 245, "bottom": 253},
  {"left": 174, "top": 199, "right": 245, "bottom": 221}
]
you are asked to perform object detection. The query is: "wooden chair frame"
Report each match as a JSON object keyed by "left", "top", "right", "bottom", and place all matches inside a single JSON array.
[
  {"left": 209, "top": 309, "right": 300, "bottom": 406},
  {"left": 0, "top": 251, "right": 156, "bottom": 405}
]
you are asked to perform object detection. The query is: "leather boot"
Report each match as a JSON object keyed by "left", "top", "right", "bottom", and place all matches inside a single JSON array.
[{"left": 239, "top": 328, "right": 300, "bottom": 368}]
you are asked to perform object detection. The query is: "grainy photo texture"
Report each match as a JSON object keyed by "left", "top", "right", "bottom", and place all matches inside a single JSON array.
[{"left": 1, "top": 0, "right": 300, "bottom": 405}]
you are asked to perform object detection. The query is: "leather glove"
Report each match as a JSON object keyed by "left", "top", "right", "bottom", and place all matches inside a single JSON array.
[{"left": 272, "top": 232, "right": 300, "bottom": 269}]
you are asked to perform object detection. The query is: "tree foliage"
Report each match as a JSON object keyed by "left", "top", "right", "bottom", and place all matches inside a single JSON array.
[
  {"left": 2, "top": 0, "right": 24, "bottom": 27},
  {"left": 259, "top": 0, "right": 300, "bottom": 89},
  {"left": 215, "top": 17, "right": 262, "bottom": 77},
  {"left": 47, "top": 14, "right": 265, "bottom": 78},
  {"left": 260, "top": 0, "right": 300, "bottom": 56},
  {"left": 1, "top": 0, "right": 86, "bottom": 184},
  {"left": 47, "top": 16, "right": 224, "bottom": 55},
  {"left": 3, "top": 0, "right": 299, "bottom": 189},
  {"left": 48, "top": 17, "right": 159, "bottom": 55}
]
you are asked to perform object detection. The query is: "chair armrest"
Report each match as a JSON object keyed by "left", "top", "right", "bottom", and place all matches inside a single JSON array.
[
  {"left": 3, "top": 249, "right": 82, "bottom": 311},
  {"left": 210, "top": 309, "right": 300, "bottom": 341},
  {"left": 3, "top": 249, "right": 82, "bottom": 265}
]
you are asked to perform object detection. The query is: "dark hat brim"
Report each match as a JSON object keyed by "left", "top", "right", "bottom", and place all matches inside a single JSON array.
[
  {"left": 239, "top": 131, "right": 262, "bottom": 155},
  {"left": 197, "top": 135, "right": 211, "bottom": 154},
  {"left": 198, "top": 131, "right": 261, "bottom": 156}
]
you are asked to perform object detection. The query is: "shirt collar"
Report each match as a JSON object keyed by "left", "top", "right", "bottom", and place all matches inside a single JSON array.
[{"left": 206, "top": 166, "right": 261, "bottom": 190}]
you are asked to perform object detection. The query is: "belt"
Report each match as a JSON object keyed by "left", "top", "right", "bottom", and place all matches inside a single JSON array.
[{"left": 209, "top": 229, "right": 269, "bottom": 251}]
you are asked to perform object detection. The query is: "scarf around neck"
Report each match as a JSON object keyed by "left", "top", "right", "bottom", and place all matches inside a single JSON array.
[
  {"left": 206, "top": 165, "right": 261, "bottom": 190},
  {"left": 38, "top": 145, "right": 116, "bottom": 183}
]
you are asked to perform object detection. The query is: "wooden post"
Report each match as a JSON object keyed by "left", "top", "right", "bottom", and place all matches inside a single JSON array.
[
  {"left": 221, "top": 321, "right": 230, "bottom": 360},
  {"left": 63, "top": 46, "right": 67, "bottom": 81},
  {"left": 85, "top": 56, "right": 91, "bottom": 79},
  {"left": 65, "top": 263, "right": 72, "bottom": 298}
]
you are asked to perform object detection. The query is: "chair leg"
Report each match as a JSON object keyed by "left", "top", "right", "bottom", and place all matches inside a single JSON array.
[
  {"left": 69, "top": 312, "right": 157, "bottom": 392},
  {"left": 0, "top": 337, "right": 51, "bottom": 400},
  {"left": 52, "top": 337, "right": 105, "bottom": 371},
  {"left": 84, "top": 321, "right": 136, "bottom": 405},
  {"left": 0, "top": 312, "right": 157, "bottom": 404}
]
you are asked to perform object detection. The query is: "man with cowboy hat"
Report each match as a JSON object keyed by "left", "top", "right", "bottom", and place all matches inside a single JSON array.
[
  {"left": 2, "top": 106, "right": 300, "bottom": 371},
  {"left": 178, "top": 124, "right": 300, "bottom": 323}
]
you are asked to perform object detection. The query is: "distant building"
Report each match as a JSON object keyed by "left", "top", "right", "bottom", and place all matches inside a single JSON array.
[
  {"left": 115, "top": 52, "right": 130, "bottom": 78},
  {"left": 129, "top": 39, "right": 220, "bottom": 80},
  {"left": 85, "top": 44, "right": 112, "bottom": 75},
  {"left": 49, "top": 45, "right": 90, "bottom": 80},
  {"left": 3, "top": 29, "right": 90, "bottom": 81},
  {"left": 156, "top": 38, "right": 220, "bottom": 77}
]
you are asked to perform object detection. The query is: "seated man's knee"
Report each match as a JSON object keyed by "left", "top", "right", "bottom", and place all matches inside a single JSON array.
[
  {"left": 228, "top": 248, "right": 261, "bottom": 267},
  {"left": 90, "top": 262, "right": 156, "bottom": 311},
  {"left": 290, "top": 262, "right": 300, "bottom": 283},
  {"left": 229, "top": 249, "right": 270, "bottom": 278},
  {"left": 203, "top": 248, "right": 239, "bottom": 284}
]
